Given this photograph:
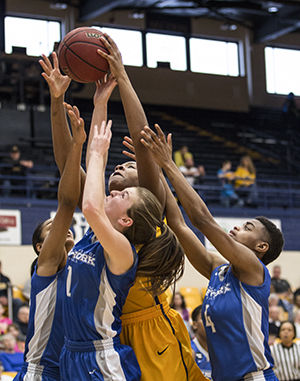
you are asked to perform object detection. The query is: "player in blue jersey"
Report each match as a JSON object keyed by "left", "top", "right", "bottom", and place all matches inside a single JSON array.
[
  {"left": 40, "top": 48, "right": 203, "bottom": 381},
  {"left": 13, "top": 104, "right": 86, "bottom": 381},
  {"left": 58, "top": 109, "right": 184, "bottom": 380},
  {"left": 140, "top": 124, "right": 284, "bottom": 381}
]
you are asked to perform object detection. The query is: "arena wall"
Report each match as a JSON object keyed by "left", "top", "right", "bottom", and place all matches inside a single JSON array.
[{"left": 0, "top": 244, "right": 299, "bottom": 291}]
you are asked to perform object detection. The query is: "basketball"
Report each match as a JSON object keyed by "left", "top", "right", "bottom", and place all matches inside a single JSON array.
[{"left": 57, "top": 27, "right": 109, "bottom": 83}]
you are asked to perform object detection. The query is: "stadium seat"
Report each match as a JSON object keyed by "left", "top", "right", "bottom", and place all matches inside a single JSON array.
[
  {"left": 180, "top": 287, "right": 202, "bottom": 312},
  {"left": 13, "top": 286, "right": 27, "bottom": 302}
]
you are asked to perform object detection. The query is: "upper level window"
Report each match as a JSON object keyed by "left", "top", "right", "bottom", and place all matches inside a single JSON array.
[
  {"left": 190, "top": 38, "right": 239, "bottom": 76},
  {"left": 265, "top": 46, "right": 300, "bottom": 95},
  {"left": 5, "top": 16, "right": 60, "bottom": 56},
  {"left": 146, "top": 32, "right": 187, "bottom": 71},
  {"left": 93, "top": 26, "right": 143, "bottom": 67}
]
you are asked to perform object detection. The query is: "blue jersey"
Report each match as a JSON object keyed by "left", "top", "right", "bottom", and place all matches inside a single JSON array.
[
  {"left": 63, "top": 228, "right": 138, "bottom": 341},
  {"left": 191, "top": 337, "right": 212, "bottom": 380},
  {"left": 21, "top": 267, "right": 66, "bottom": 379},
  {"left": 202, "top": 263, "right": 274, "bottom": 381}
]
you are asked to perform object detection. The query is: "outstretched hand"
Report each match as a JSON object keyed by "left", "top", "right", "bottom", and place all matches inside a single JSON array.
[
  {"left": 39, "top": 52, "right": 71, "bottom": 98},
  {"left": 90, "top": 120, "right": 112, "bottom": 157},
  {"left": 97, "top": 34, "right": 125, "bottom": 80},
  {"left": 64, "top": 103, "right": 86, "bottom": 145},
  {"left": 140, "top": 124, "right": 173, "bottom": 168},
  {"left": 93, "top": 74, "right": 117, "bottom": 106}
]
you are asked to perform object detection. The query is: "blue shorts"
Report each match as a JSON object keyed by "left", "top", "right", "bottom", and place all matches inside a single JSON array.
[
  {"left": 13, "top": 363, "right": 60, "bottom": 381},
  {"left": 60, "top": 337, "right": 141, "bottom": 381}
]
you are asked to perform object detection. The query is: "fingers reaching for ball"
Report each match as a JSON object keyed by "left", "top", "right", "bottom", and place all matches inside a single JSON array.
[
  {"left": 97, "top": 33, "right": 126, "bottom": 80},
  {"left": 39, "top": 51, "right": 71, "bottom": 99}
]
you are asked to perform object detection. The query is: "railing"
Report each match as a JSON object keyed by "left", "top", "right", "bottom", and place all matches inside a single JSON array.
[{"left": 1, "top": 172, "right": 300, "bottom": 209}]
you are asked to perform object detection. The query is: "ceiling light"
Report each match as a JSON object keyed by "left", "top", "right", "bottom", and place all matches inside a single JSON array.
[
  {"left": 220, "top": 23, "right": 237, "bottom": 31},
  {"left": 50, "top": 2, "right": 68, "bottom": 10},
  {"left": 268, "top": 6, "right": 279, "bottom": 13},
  {"left": 129, "top": 12, "right": 144, "bottom": 19}
]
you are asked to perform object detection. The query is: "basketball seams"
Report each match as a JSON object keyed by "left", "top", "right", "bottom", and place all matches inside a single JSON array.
[
  {"left": 61, "top": 41, "right": 108, "bottom": 75},
  {"left": 63, "top": 50, "right": 87, "bottom": 83},
  {"left": 58, "top": 27, "right": 109, "bottom": 82}
]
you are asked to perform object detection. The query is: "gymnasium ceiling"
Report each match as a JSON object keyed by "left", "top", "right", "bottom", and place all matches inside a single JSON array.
[{"left": 53, "top": 0, "right": 300, "bottom": 42}]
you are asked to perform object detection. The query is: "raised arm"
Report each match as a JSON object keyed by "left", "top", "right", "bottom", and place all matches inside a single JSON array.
[
  {"left": 82, "top": 120, "right": 134, "bottom": 275},
  {"left": 141, "top": 124, "right": 264, "bottom": 286},
  {"left": 37, "top": 104, "right": 86, "bottom": 277},
  {"left": 97, "top": 34, "right": 165, "bottom": 207},
  {"left": 162, "top": 175, "right": 225, "bottom": 279},
  {"left": 85, "top": 76, "right": 117, "bottom": 170},
  {"left": 39, "top": 52, "right": 86, "bottom": 207}
]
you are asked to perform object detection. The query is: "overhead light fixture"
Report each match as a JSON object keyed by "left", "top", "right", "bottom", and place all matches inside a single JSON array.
[
  {"left": 268, "top": 6, "right": 279, "bottom": 13},
  {"left": 129, "top": 11, "right": 144, "bottom": 20},
  {"left": 220, "top": 23, "right": 237, "bottom": 31},
  {"left": 50, "top": 2, "right": 68, "bottom": 10}
]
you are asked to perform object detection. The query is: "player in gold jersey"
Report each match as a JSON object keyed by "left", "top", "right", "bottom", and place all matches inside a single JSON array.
[{"left": 98, "top": 34, "right": 208, "bottom": 381}]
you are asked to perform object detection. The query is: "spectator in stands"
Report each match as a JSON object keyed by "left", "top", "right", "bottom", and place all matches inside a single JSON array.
[
  {"left": 178, "top": 157, "right": 205, "bottom": 188},
  {"left": 175, "top": 146, "right": 205, "bottom": 187},
  {"left": 174, "top": 145, "right": 193, "bottom": 167},
  {"left": 0, "top": 303, "right": 12, "bottom": 335},
  {"left": 0, "top": 262, "right": 23, "bottom": 320},
  {"left": 170, "top": 292, "right": 190, "bottom": 323},
  {"left": 282, "top": 92, "right": 299, "bottom": 119},
  {"left": 293, "top": 288, "right": 300, "bottom": 318},
  {"left": 0, "top": 334, "right": 23, "bottom": 372},
  {"left": 271, "top": 321, "right": 300, "bottom": 380},
  {"left": 13, "top": 306, "right": 29, "bottom": 337},
  {"left": 2, "top": 145, "right": 33, "bottom": 197},
  {"left": 217, "top": 160, "right": 241, "bottom": 207},
  {"left": 234, "top": 155, "right": 257, "bottom": 206},
  {"left": 271, "top": 265, "right": 292, "bottom": 295},
  {"left": 269, "top": 293, "right": 290, "bottom": 321},
  {"left": 0, "top": 264, "right": 10, "bottom": 313},
  {"left": 294, "top": 310, "right": 300, "bottom": 339},
  {"left": 190, "top": 305, "right": 212, "bottom": 380},
  {"left": 6, "top": 324, "right": 23, "bottom": 353},
  {"left": 269, "top": 305, "right": 281, "bottom": 338}
]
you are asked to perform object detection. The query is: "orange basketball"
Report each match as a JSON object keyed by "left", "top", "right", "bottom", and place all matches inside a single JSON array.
[{"left": 57, "top": 27, "right": 109, "bottom": 83}]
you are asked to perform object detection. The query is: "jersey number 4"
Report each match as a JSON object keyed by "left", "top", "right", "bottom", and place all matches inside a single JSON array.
[{"left": 204, "top": 304, "right": 216, "bottom": 333}]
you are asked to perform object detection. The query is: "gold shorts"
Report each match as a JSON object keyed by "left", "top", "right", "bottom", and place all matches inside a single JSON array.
[{"left": 120, "top": 301, "right": 208, "bottom": 381}]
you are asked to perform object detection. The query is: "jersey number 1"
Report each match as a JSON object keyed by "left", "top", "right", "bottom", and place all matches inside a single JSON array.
[{"left": 66, "top": 265, "right": 72, "bottom": 297}]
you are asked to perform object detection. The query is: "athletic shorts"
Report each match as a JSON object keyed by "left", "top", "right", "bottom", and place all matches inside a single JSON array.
[
  {"left": 60, "top": 337, "right": 141, "bottom": 381},
  {"left": 120, "top": 300, "right": 208, "bottom": 381},
  {"left": 13, "top": 363, "right": 60, "bottom": 381}
]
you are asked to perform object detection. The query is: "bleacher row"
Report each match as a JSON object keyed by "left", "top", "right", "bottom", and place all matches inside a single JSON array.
[{"left": 1, "top": 102, "right": 300, "bottom": 209}]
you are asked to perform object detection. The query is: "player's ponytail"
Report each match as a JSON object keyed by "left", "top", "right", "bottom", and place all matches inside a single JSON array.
[{"left": 124, "top": 187, "right": 184, "bottom": 296}]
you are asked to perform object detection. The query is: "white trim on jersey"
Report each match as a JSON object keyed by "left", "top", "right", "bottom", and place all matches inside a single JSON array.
[
  {"left": 26, "top": 278, "right": 58, "bottom": 364},
  {"left": 23, "top": 363, "right": 44, "bottom": 380},
  {"left": 240, "top": 283, "right": 271, "bottom": 371},
  {"left": 93, "top": 267, "right": 126, "bottom": 380},
  {"left": 94, "top": 266, "right": 117, "bottom": 338},
  {"left": 271, "top": 341, "right": 300, "bottom": 380}
]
